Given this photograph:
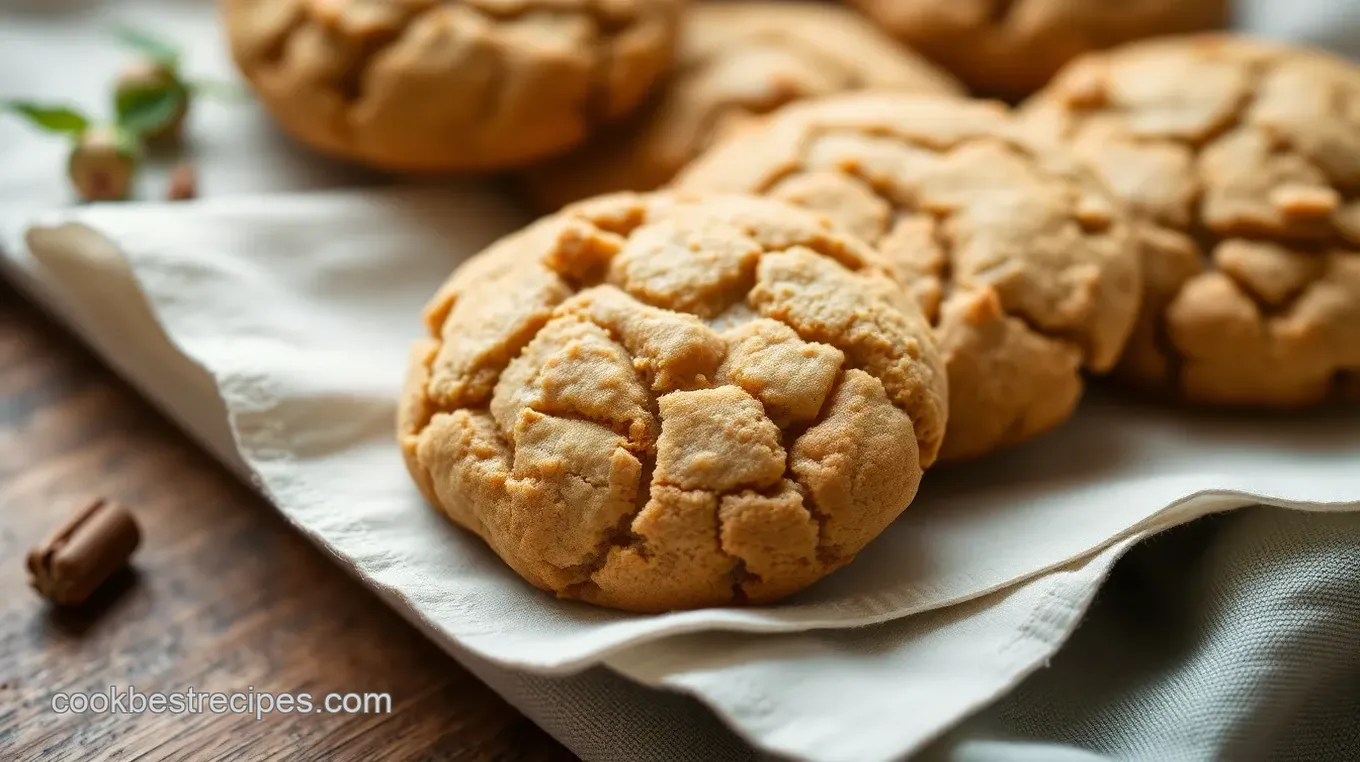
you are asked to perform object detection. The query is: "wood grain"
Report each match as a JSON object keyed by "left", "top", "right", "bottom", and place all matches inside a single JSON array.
[{"left": 0, "top": 281, "right": 577, "bottom": 761}]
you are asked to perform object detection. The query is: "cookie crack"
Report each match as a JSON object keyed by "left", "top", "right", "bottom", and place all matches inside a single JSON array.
[
  {"left": 611, "top": 237, "right": 879, "bottom": 320},
  {"left": 334, "top": 13, "right": 425, "bottom": 105},
  {"left": 770, "top": 34, "right": 868, "bottom": 91},
  {"left": 551, "top": 304, "right": 663, "bottom": 591},
  {"left": 510, "top": 311, "right": 659, "bottom": 446},
  {"left": 796, "top": 478, "right": 837, "bottom": 567},
  {"left": 830, "top": 134, "right": 1115, "bottom": 360},
  {"left": 768, "top": 239, "right": 873, "bottom": 275},
  {"left": 1221, "top": 255, "right": 1330, "bottom": 320},
  {"left": 409, "top": 345, "right": 465, "bottom": 441},
  {"left": 758, "top": 310, "right": 927, "bottom": 447},
  {"left": 559, "top": 454, "right": 655, "bottom": 592},
  {"left": 709, "top": 478, "right": 808, "bottom": 606},
  {"left": 988, "top": 0, "right": 1022, "bottom": 26},
  {"left": 570, "top": 203, "right": 649, "bottom": 238},
  {"left": 727, "top": 559, "right": 752, "bottom": 606},
  {"left": 428, "top": 307, "right": 561, "bottom": 413},
  {"left": 525, "top": 405, "right": 650, "bottom": 448},
  {"left": 584, "top": 14, "right": 618, "bottom": 128},
  {"left": 923, "top": 208, "right": 955, "bottom": 327},
  {"left": 781, "top": 365, "right": 848, "bottom": 566},
  {"left": 256, "top": 4, "right": 307, "bottom": 67},
  {"left": 575, "top": 1, "right": 674, "bottom": 136}
]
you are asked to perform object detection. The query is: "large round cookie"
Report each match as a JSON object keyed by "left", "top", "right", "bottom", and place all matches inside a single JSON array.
[
  {"left": 845, "top": 0, "right": 1228, "bottom": 100},
  {"left": 399, "top": 192, "right": 948, "bottom": 612},
  {"left": 224, "top": 0, "right": 683, "bottom": 172},
  {"left": 521, "top": 1, "right": 963, "bottom": 212},
  {"left": 1024, "top": 36, "right": 1360, "bottom": 407},
  {"left": 676, "top": 94, "right": 1140, "bottom": 462}
]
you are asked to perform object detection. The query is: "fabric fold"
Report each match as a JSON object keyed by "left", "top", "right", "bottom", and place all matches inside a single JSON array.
[{"left": 4, "top": 190, "right": 1356, "bottom": 761}]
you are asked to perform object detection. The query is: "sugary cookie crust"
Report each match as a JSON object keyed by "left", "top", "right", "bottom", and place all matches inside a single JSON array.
[
  {"left": 675, "top": 94, "right": 1140, "bottom": 462},
  {"left": 520, "top": 0, "right": 964, "bottom": 212},
  {"left": 224, "top": 0, "right": 682, "bottom": 171},
  {"left": 846, "top": 0, "right": 1228, "bottom": 99},
  {"left": 1024, "top": 36, "right": 1360, "bottom": 407},
  {"left": 399, "top": 192, "right": 948, "bottom": 612}
]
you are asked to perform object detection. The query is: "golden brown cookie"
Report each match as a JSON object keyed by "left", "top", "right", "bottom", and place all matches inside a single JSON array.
[
  {"left": 676, "top": 94, "right": 1140, "bottom": 462},
  {"left": 1023, "top": 36, "right": 1360, "bottom": 408},
  {"left": 845, "top": 0, "right": 1228, "bottom": 100},
  {"left": 223, "top": 0, "right": 683, "bottom": 172},
  {"left": 520, "top": 1, "right": 964, "bottom": 212},
  {"left": 399, "top": 192, "right": 948, "bottom": 612}
]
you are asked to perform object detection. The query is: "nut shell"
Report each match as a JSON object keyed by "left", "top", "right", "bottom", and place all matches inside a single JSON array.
[{"left": 68, "top": 128, "right": 138, "bottom": 203}]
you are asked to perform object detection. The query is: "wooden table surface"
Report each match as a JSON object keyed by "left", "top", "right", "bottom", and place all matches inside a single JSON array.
[{"left": 0, "top": 280, "right": 577, "bottom": 761}]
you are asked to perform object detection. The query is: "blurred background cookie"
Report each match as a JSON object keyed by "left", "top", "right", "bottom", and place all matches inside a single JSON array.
[
  {"left": 844, "top": 0, "right": 1229, "bottom": 100},
  {"left": 224, "top": 0, "right": 684, "bottom": 172},
  {"left": 399, "top": 192, "right": 947, "bottom": 611},
  {"left": 677, "top": 94, "right": 1141, "bottom": 462},
  {"left": 521, "top": 1, "right": 963, "bottom": 212},
  {"left": 1024, "top": 35, "right": 1360, "bottom": 407}
]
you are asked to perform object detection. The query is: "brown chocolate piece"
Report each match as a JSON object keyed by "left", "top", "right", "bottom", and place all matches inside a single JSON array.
[{"left": 27, "top": 498, "right": 141, "bottom": 606}]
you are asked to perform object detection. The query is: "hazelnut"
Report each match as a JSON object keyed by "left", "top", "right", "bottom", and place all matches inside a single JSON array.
[
  {"left": 68, "top": 127, "right": 139, "bottom": 203},
  {"left": 115, "top": 60, "right": 189, "bottom": 142}
]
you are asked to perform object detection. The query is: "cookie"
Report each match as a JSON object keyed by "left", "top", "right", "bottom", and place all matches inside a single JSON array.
[
  {"left": 675, "top": 94, "right": 1140, "bottom": 462},
  {"left": 399, "top": 192, "right": 948, "bottom": 612},
  {"left": 520, "top": 1, "right": 964, "bottom": 212},
  {"left": 223, "top": 0, "right": 683, "bottom": 172},
  {"left": 1023, "top": 36, "right": 1360, "bottom": 407},
  {"left": 845, "top": 0, "right": 1228, "bottom": 100}
]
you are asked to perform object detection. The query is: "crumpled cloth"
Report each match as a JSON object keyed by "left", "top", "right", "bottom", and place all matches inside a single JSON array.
[{"left": 1, "top": 2, "right": 1358, "bottom": 761}]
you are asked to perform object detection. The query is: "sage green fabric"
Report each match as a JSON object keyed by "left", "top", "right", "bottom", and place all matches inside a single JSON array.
[{"left": 923, "top": 507, "right": 1360, "bottom": 761}]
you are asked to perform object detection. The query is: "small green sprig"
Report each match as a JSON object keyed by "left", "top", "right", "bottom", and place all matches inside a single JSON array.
[
  {"left": 2, "top": 100, "right": 139, "bottom": 202},
  {"left": 3, "top": 102, "right": 90, "bottom": 134},
  {"left": 112, "top": 25, "right": 248, "bottom": 142},
  {"left": 0, "top": 24, "right": 247, "bottom": 204}
]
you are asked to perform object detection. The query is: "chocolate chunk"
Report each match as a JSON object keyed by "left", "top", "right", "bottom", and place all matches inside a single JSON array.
[{"left": 27, "top": 498, "right": 141, "bottom": 606}]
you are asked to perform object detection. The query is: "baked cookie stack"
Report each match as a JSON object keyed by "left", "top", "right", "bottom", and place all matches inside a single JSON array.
[
  {"left": 223, "top": 1, "right": 1359, "bottom": 611},
  {"left": 674, "top": 94, "right": 1141, "bottom": 462},
  {"left": 1023, "top": 37, "right": 1360, "bottom": 406}
]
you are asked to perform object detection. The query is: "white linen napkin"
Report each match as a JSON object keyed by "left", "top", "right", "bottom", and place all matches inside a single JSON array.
[
  {"left": 3, "top": 2, "right": 1359, "bottom": 761},
  {"left": 4, "top": 190, "right": 1355, "bottom": 762}
]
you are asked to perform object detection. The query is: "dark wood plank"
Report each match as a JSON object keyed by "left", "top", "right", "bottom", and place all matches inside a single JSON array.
[{"left": 0, "top": 280, "right": 577, "bottom": 762}]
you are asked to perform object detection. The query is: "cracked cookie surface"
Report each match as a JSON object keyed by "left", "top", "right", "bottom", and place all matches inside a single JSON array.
[
  {"left": 521, "top": 1, "right": 964, "bottom": 212},
  {"left": 846, "top": 0, "right": 1227, "bottom": 100},
  {"left": 399, "top": 192, "right": 947, "bottom": 612},
  {"left": 1023, "top": 36, "right": 1360, "bottom": 407},
  {"left": 223, "top": 0, "right": 683, "bottom": 171},
  {"left": 675, "top": 93, "right": 1140, "bottom": 462}
]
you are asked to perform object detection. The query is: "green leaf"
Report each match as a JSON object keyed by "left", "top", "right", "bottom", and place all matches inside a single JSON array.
[
  {"left": 187, "top": 78, "right": 252, "bottom": 103},
  {"left": 1, "top": 100, "right": 90, "bottom": 135},
  {"left": 115, "top": 84, "right": 184, "bottom": 136},
  {"left": 112, "top": 25, "right": 181, "bottom": 67}
]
